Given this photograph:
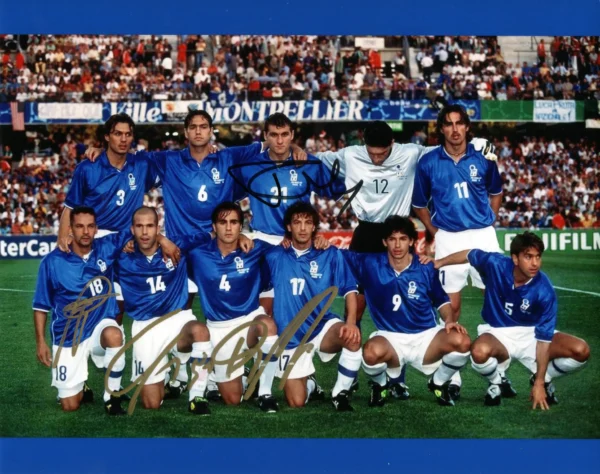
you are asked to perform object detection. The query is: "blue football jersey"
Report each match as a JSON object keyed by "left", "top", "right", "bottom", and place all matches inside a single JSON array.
[
  {"left": 468, "top": 249, "right": 557, "bottom": 342},
  {"left": 139, "top": 143, "right": 262, "bottom": 236},
  {"left": 65, "top": 152, "right": 159, "bottom": 232},
  {"left": 187, "top": 239, "right": 273, "bottom": 322},
  {"left": 32, "top": 232, "right": 132, "bottom": 347},
  {"left": 412, "top": 144, "right": 502, "bottom": 232},
  {"left": 116, "top": 232, "right": 212, "bottom": 321},
  {"left": 265, "top": 246, "right": 357, "bottom": 349},
  {"left": 234, "top": 152, "right": 346, "bottom": 235},
  {"left": 344, "top": 251, "right": 449, "bottom": 333}
]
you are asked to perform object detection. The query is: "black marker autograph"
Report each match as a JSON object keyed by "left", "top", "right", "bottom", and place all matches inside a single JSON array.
[{"left": 227, "top": 157, "right": 363, "bottom": 218}]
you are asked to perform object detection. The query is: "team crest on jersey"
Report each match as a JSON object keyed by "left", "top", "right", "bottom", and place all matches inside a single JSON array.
[
  {"left": 211, "top": 168, "right": 224, "bottom": 184},
  {"left": 97, "top": 259, "right": 107, "bottom": 273},
  {"left": 520, "top": 299, "right": 530, "bottom": 312},
  {"left": 395, "top": 164, "right": 408, "bottom": 180},
  {"left": 128, "top": 173, "right": 137, "bottom": 190},
  {"left": 234, "top": 256, "right": 249, "bottom": 274},
  {"left": 289, "top": 169, "right": 303, "bottom": 186},
  {"left": 469, "top": 165, "right": 482, "bottom": 183},
  {"left": 309, "top": 260, "right": 322, "bottom": 279},
  {"left": 165, "top": 259, "right": 175, "bottom": 272},
  {"left": 407, "top": 281, "right": 420, "bottom": 299}
]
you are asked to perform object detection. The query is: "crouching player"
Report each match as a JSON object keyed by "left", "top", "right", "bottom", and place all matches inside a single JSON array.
[
  {"left": 187, "top": 202, "right": 280, "bottom": 413},
  {"left": 33, "top": 206, "right": 131, "bottom": 415},
  {"left": 434, "top": 231, "right": 590, "bottom": 409},
  {"left": 116, "top": 207, "right": 214, "bottom": 414},
  {"left": 344, "top": 216, "right": 471, "bottom": 407},
  {"left": 264, "top": 202, "right": 362, "bottom": 412}
]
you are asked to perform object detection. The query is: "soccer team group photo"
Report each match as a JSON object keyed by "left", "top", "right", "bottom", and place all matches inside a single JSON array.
[{"left": 0, "top": 33, "right": 598, "bottom": 439}]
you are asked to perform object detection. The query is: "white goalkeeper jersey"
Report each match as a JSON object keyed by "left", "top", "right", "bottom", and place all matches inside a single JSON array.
[{"left": 316, "top": 143, "right": 437, "bottom": 223}]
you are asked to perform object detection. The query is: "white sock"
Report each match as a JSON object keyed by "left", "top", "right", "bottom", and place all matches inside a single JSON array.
[
  {"left": 189, "top": 341, "right": 212, "bottom": 401},
  {"left": 387, "top": 365, "right": 403, "bottom": 385},
  {"left": 258, "top": 335, "right": 278, "bottom": 397},
  {"left": 104, "top": 346, "right": 125, "bottom": 402},
  {"left": 362, "top": 360, "right": 387, "bottom": 386},
  {"left": 332, "top": 348, "right": 362, "bottom": 397},
  {"left": 497, "top": 358, "right": 511, "bottom": 378},
  {"left": 305, "top": 377, "right": 316, "bottom": 404},
  {"left": 546, "top": 358, "right": 587, "bottom": 380},
  {"left": 449, "top": 371, "right": 462, "bottom": 387},
  {"left": 174, "top": 355, "right": 189, "bottom": 384},
  {"left": 471, "top": 356, "right": 502, "bottom": 385},
  {"left": 433, "top": 351, "right": 469, "bottom": 386}
]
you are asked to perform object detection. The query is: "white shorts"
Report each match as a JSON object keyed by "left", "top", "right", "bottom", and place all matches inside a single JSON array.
[
  {"left": 187, "top": 278, "right": 198, "bottom": 293},
  {"left": 275, "top": 318, "right": 341, "bottom": 380},
  {"left": 52, "top": 318, "right": 123, "bottom": 398},
  {"left": 435, "top": 226, "right": 502, "bottom": 293},
  {"left": 370, "top": 326, "right": 443, "bottom": 376},
  {"left": 252, "top": 231, "right": 283, "bottom": 299},
  {"left": 477, "top": 324, "right": 557, "bottom": 373},
  {"left": 131, "top": 309, "right": 197, "bottom": 385},
  {"left": 207, "top": 307, "right": 266, "bottom": 383},
  {"left": 96, "top": 229, "right": 124, "bottom": 302}
]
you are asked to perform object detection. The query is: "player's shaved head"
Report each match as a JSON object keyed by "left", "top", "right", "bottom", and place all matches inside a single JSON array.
[
  {"left": 364, "top": 121, "right": 394, "bottom": 148},
  {"left": 132, "top": 206, "right": 159, "bottom": 225},
  {"left": 510, "top": 231, "right": 545, "bottom": 257}
]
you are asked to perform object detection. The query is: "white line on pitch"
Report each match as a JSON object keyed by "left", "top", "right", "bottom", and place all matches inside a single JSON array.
[
  {"left": 0, "top": 288, "right": 34, "bottom": 293},
  {"left": 553, "top": 286, "right": 600, "bottom": 297}
]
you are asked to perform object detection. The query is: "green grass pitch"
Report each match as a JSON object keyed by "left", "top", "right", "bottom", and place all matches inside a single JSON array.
[{"left": 1, "top": 251, "right": 598, "bottom": 438}]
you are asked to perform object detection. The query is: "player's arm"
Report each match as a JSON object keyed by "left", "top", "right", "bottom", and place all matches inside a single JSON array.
[
  {"left": 59, "top": 164, "right": 88, "bottom": 252},
  {"left": 334, "top": 250, "right": 361, "bottom": 345},
  {"left": 532, "top": 341, "right": 551, "bottom": 410},
  {"left": 531, "top": 291, "right": 558, "bottom": 410},
  {"left": 412, "top": 160, "right": 438, "bottom": 236},
  {"left": 57, "top": 207, "right": 72, "bottom": 253},
  {"left": 490, "top": 193, "right": 502, "bottom": 217},
  {"left": 434, "top": 249, "right": 472, "bottom": 269},
  {"left": 313, "top": 148, "right": 347, "bottom": 179},
  {"left": 34, "top": 310, "right": 51, "bottom": 367},
  {"left": 486, "top": 159, "right": 503, "bottom": 218}
]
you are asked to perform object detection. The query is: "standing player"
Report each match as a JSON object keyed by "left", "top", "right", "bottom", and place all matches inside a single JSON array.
[
  {"left": 187, "top": 202, "right": 280, "bottom": 413},
  {"left": 412, "top": 105, "right": 503, "bottom": 398},
  {"left": 33, "top": 206, "right": 131, "bottom": 415},
  {"left": 232, "top": 113, "right": 346, "bottom": 316},
  {"left": 264, "top": 202, "right": 362, "bottom": 412},
  {"left": 314, "top": 120, "right": 497, "bottom": 397},
  {"left": 116, "top": 207, "right": 214, "bottom": 414},
  {"left": 343, "top": 216, "right": 471, "bottom": 407},
  {"left": 433, "top": 232, "right": 590, "bottom": 408}
]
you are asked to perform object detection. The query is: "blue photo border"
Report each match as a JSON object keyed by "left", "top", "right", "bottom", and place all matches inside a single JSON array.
[{"left": 1, "top": 0, "right": 599, "bottom": 472}]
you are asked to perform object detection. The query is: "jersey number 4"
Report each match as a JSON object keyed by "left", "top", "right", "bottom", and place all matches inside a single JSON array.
[
  {"left": 219, "top": 274, "right": 231, "bottom": 291},
  {"left": 146, "top": 276, "right": 166, "bottom": 294}
]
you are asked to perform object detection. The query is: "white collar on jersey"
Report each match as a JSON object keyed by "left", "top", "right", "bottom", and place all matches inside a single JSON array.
[
  {"left": 291, "top": 245, "right": 311, "bottom": 257},
  {"left": 145, "top": 251, "right": 159, "bottom": 263}
]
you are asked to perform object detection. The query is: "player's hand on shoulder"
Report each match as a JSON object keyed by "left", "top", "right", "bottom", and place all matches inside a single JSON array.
[
  {"left": 159, "top": 237, "right": 181, "bottom": 266},
  {"left": 209, "top": 143, "right": 219, "bottom": 154},
  {"left": 433, "top": 259, "right": 443, "bottom": 270},
  {"left": 445, "top": 322, "right": 468, "bottom": 335},
  {"left": 531, "top": 382, "right": 550, "bottom": 410},
  {"left": 57, "top": 234, "right": 72, "bottom": 253},
  {"left": 280, "top": 236, "right": 292, "bottom": 249},
  {"left": 471, "top": 137, "right": 498, "bottom": 162},
  {"left": 122, "top": 240, "right": 135, "bottom": 254},
  {"left": 239, "top": 234, "right": 255, "bottom": 253},
  {"left": 418, "top": 254, "right": 434, "bottom": 265},
  {"left": 313, "top": 234, "right": 331, "bottom": 250},
  {"left": 291, "top": 144, "right": 307, "bottom": 163},
  {"left": 339, "top": 323, "right": 361, "bottom": 346},
  {"left": 36, "top": 341, "right": 52, "bottom": 367},
  {"left": 84, "top": 146, "right": 103, "bottom": 162}
]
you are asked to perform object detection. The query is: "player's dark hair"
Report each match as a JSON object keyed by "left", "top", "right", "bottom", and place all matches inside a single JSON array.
[
  {"left": 264, "top": 113, "right": 294, "bottom": 133},
  {"left": 132, "top": 206, "right": 158, "bottom": 226},
  {"left": 184, "top": 109, "right": 213, "bottom": 129},
  {"left": 364, "top": 121, "right": 394, "bottom": 148},
  {"left": 283, "top": 202, "right": 319, "bottom": 239},
  {"left": 103, "top": 113, "right": 135, "bottom": 141},
  {"left": 70, "top": 206, "right": 96, "bottom": 226},
  {"left": 382, "top": 216, "right": 418, "bottom": 250},
  {"left": 211, "top": 201, "right": 244, "bottom": 227},
  {"left": 436, "top": 104, "right": 472, "bottom": 145},
  {"left": 510, "top": 231, "right": 545, "bottom": 257}
]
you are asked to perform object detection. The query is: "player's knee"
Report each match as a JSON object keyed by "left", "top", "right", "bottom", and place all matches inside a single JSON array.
[
  {"left": 254, "top": 315, "right": 278, "bottom": 336},
  {"left": 189, "top": 322, "right": 210, "bottom": 342},
  {"left": 61, "top": 399, "right": 81, "bottom": 412},
  {"left": 362, "top": 342, "right": 383, "bottom": 366},
  {"left": 345, "top": 339, "right": 361, "bottom": 352},
  {"left": 470, "top": 341, "right": 491, "bottom": 364},
  {"left": 103, "top": 326, "right": 123, "bottom": 347},
  {"left": 142, "top": 398, "right": 162, "bottom": 410},
  {"left": 451, "top": 332, "right": 471, "bottom": 353},
  {"left": 286, "top": 393, "right": 306, "bottom": 408},
  {"left": 572, "top": 340, "right": 591, "bottom": 362},
  {"left": 222, "top": 392, "right": 242, "bottom": 406}
]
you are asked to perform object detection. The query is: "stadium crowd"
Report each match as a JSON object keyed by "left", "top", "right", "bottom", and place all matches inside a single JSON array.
[
  {"left": 1, "top": 34, "right": 598, "bottom": 103},
  {"left": 1, "top": 128, "right": 598, "bottom": 236}
]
